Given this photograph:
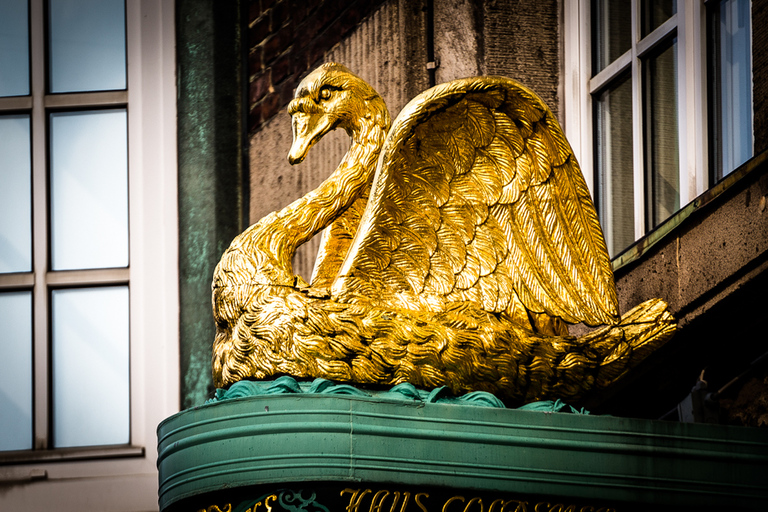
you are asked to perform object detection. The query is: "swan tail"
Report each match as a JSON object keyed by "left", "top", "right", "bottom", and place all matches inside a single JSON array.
[{"left": 580, "top": 298, "right": 676, "bottom": 392}]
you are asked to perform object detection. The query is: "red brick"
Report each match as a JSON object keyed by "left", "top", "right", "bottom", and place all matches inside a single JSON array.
[
  {"left": 278, "top": 78, "right": 297, "bottom": 105},
  {"left": 304, "top": 2, "right": 337, "bottom": 40},
  {"left": 261, "top": 0, "right": 276, "bottom": 12},
  {"left": 292, "top": 0, "right": 308, "bottom": 24},
  {"left": 272, "top": 53, "right": 291, "bottom": 84},
  {"left": 249, "top": 103, "right": 262, "bottom": 133},
  {"left": 339, "top": 3, "right": 362, "bottom": 37},
  {"left": 261, "top": 92, "right": 282, "bottom": 121},
  {"left": 291, "top": 47, "right": 308, "bottom": 77},
  {"left": 249, "top": 48, "right": 263, "bottom": 77},
  {"left": 249, "top": 16, "right": 270, "bottom": 47},
  {"left": 250, "top": 71, "right": 272, "bottom": 105},
  {"left": 249, "top": 1, "right": 261, "bottom": 24},
  {"left": 263, "top": 24, "right": 293, "bottom": 64},
  {"left": 272, "top": 0, "right": 292, "bottom": 29},
  {"left": 308, "top": 42, "right": 325, "bottom": 68}
]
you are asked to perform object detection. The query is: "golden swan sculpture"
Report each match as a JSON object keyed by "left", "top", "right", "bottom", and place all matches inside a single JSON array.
[{"left": 211, "top": 63, "right": 675, "bottom": 404}]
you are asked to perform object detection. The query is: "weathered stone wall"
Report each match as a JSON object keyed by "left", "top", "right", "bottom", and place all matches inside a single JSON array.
[{"left": 481, "top": 0, "right": 561, "bottom": 119}]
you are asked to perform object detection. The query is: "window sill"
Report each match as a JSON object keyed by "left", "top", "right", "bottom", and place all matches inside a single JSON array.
[
  {"left": 0, "top": 445, "right": 145, "bottom": 470},
  {"left": 612, "top": 149, "right": 768, "bottom": 272}
]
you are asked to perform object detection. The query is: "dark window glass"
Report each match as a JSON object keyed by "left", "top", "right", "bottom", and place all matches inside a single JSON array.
[
  {"left": 644, "top": 38, "right": 679, "bottom": 229},
  {"left": 595, "top": 72, "right": 634, "bottom": 257},
  {"left": 709, "top": 0, "right": 753, "bottom": 181},
  {"left": 641, "top": 0, "right": 676, "bottom": 37},
  {"left": 592, "top": 0, "right": 632, "bottom": 74}
]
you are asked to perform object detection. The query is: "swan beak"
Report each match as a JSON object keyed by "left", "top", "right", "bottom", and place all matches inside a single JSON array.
[{"left": 288, "top": 111, "right": 335, "bottom": 165}]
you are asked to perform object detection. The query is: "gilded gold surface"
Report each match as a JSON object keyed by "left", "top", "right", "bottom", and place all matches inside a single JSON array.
[
  {"left": 196, "top": 505, "right": 231, "bottom": 512},
  {"left": 212, "top": 63, "right": 676, "bottom": 403}
]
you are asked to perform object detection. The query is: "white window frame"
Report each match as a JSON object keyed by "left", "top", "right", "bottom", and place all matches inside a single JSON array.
[
  {"left": 0, "top": 1, "right": 178, "bottom": 509},
  {"left": 564, "top": 0, "right": 708, "bottom": 250}
]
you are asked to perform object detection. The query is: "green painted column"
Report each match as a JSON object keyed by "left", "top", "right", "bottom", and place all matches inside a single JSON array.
[{"left": 176, "top": 0, "right": 248, "bottom": 408}]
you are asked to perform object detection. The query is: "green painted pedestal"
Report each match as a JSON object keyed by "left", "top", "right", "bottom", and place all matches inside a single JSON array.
[{"left": 157, "top": 394, "right": 768, "bottom": 511}]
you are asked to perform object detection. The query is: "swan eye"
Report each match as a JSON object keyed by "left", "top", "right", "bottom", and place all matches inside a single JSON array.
[{"left": 319, "top": 87, "right": 332, "bottom": 101}]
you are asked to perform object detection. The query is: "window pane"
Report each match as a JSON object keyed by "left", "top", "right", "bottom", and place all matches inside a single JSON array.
[
  {"left": 711, "top": 0, "right": 753, "bottom": 179},
  {"left": 52, "top": 286, "right": 129, "bottom": 448},
  {"left": 48, "top": 0, "right": 126, "bottom": 93},
  {"left": 592, "top": 0, "right": 631, "bottom": 74},
  {"left": 50, "top": 109, "right": 128, "bottom": 270},
  {"left": 0, "top": 0, "right": 30, "bottom": 97},
  {"left": 642, "top": 0, "right": 676, "bottom": 37},
  {"left": 0, "top": 291, "right": 33, "bottom": 451},
  {"left": 595, "top": 73, "right": 634, "bottom": 257},
  {"left": 645, "top": 38, "right": 679, "bottom": 229},
  {"left": 0, "top": 114, "right": 32, "bottom": 273}
]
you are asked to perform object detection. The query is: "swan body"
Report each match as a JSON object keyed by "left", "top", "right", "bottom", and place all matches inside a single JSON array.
[{"left": 211, "top": 63, "right": 675, "bottom": 404}]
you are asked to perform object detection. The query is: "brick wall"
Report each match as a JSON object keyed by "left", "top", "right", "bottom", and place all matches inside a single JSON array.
[{"left": 248, "top": 0, "right": 386, "bottom": 133}]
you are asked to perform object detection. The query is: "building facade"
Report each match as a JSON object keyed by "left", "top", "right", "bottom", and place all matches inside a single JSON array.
[{"left": 1, "top": 0, "right": 766, "bottom": 510}]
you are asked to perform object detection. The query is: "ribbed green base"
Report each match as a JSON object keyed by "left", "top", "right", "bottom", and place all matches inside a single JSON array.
[{"left": 157, "top": 394, "right": 768, "bottom": 511}]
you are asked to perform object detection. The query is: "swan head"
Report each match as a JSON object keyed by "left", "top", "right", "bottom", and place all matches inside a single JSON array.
[{"left": 287, "top": 63, "right": 389, "bottom": 164}]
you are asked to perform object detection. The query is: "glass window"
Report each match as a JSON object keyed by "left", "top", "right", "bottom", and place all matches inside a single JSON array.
[
  {"left": 709, "top": 0, "right": 753, "bottom": 180},
  {"left": 0, "top": 0, "right": 29, "bottom": 97},
  {"left": 0, "top": 291, "right": 33, "bottom": 452},
  {"left": 595, "top": 73, "right": 634, "bottom": 257},
  {"left": 567, "top": 2, "right": 755, "bottom": 260},
  {"left": 642, "top": 0, "right": 676, "bottom": 36},
  {"left": 48, "top": 0, "right": 126, "bottom": 93},
  {"left": 592, "top": 0, "right": 632, "bottom": 73},
  {"left": 50, "top": 109, "right": 129, "bottom": 270},
  {"left": 0, "top": 114, "right": 32, "bottom": 273},
  {"left": 52, "top": 286, "right": 130, "bottom": 448},
  {"left": 645, "top": 38, "right": 679, "bottom": 228},
  {"left": 0, "top": 0, "right": 131, "bottom": 453},
  {"left": 587, "top": 0, "right": 681, "bottom": 257}
]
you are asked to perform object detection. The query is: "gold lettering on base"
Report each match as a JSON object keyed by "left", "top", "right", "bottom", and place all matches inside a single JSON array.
[
  {"left": 463, "top": 497, "right": 483, "bottom": 512},
  {"left": 502, "top": 500, "right": 528, "bottom": 512},
  {"left": 370, "top": 490, "right": 392, "bottom": 512},
  {"left": 443, "top": 496, "right": 465, "bottom": 512},
  {"left": 342, "top": 488, "right": 373, "bottom": 512},
  {"left": 488, "top": 499, "right": 505, "bottom": 512},
  {"left": 415, "top": 493, "right": 430, "bottom": 512},
  {"left": 197, "top": 505, "right": 232, "bottom": 512},
  {"left": 388, "top": 491, "right": 411, "bottom": 512}
]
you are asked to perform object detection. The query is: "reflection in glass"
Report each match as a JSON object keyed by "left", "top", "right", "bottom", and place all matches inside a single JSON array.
[
  {"left": 0, "top": 291, "right": 33, "bottom": 451},
  {"left": 52, "top": 286, "right": 129, "bottom": 448},
  {"left": 595, "top": 73, "right": 634, "bottom": 257},
  {"left": 50, "top": 109, "right": 128, "bottom": 270},
  {"left": 0, "top": 115, "right": 32, "bottom": 273},
  {"left": 592, "top": 0, "right": 631, "bottom": 74},
  {"left": 645, "top": 38, "right": 679, "bottom": 229},
  {"left": 642, "top": 0, "right": 676, "bottom": 37},
  {"left": 710, "top": 0, "right": 753, "bottom": 179},
  {"left": 48, "top": 0, "right": 126, "bottom": 93},
  {"left": 0, "top": 0, "right": 29, "bottom": 96}
]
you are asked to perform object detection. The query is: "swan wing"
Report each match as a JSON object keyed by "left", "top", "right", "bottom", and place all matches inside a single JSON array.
[{"left": 332, "top": 76, "right": 619, "bottom": 326}]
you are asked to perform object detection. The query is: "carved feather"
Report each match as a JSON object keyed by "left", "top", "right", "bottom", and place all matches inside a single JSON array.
[{"left": 333, "top": 77, "right": 619, "bottom": 327}]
